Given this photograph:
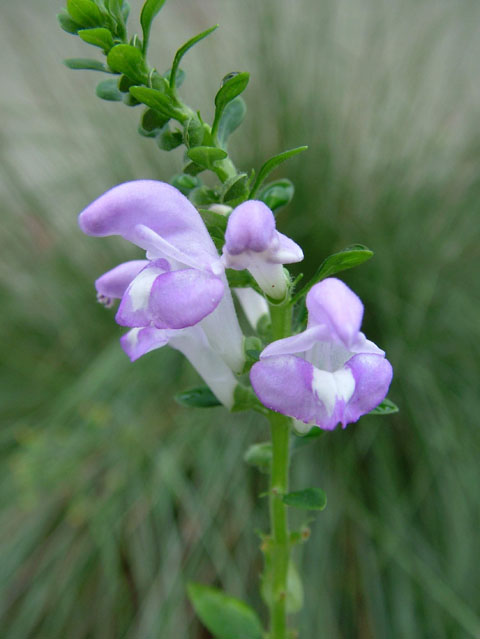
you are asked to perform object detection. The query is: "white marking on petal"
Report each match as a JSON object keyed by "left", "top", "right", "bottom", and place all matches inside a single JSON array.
[
  {"left": 128, "top": 268, "right": 163, "bottom": 312},
  {"left": 312, "top": 367, "right": 355, "bottom": 417},
  {"left": 126, "top": 327, "right": 141, "bottom": 347}
]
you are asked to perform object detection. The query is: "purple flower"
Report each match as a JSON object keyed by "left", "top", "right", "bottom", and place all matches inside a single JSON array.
[
  {"left": 250, "top": 278, "right": 393, "bottom": 430},
  {"left": 222, "top": 200, "right": 303, "bottom": 300},
  {"left": 79, "top": 180, "right": 245, "bottom": 404}
]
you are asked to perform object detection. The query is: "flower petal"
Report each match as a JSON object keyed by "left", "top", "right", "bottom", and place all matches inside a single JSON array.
[
  {"left": 120, "top": 327, "right": 169, "bottom": 361},
  {"left": 250, "top": 355, "right": 317, "bottom": 423},
  {"left": 115, "top": 260, "right": 169, "bottom": 327},
  {"left": 78, "top": 180, "right": 219, "bottom": 269},
  {"left": 251, "top": 355, "right": 360, "bottom": 430},
  {"left": 169, "top": 326, "right": 238, "bottom": 408},
  {"left": 261, "top": 326, "right": 327, "bottom": 359},
  {"left": 306, "top": 278, "right": 364, "bottom": 348},
  {"left": 199, "top": 284, "right": 246, "bottom": 373},
  {"left": 234, "top": 287, "right": 269, "bottom": 331},
  {"left": 272, "top": 232, "right": 304, "bottom": 264},
  {"left": 149, "top": 269, "right": 224, "bottom": 329},
  {"left": 224, "top": 200, "right": 275, "bottom": 255},
  {"left": 344, "top": 353, "right": 393, "bottom": 425},
  {"left": 95, "top": 260, "right": 150, "bottom": 300}
]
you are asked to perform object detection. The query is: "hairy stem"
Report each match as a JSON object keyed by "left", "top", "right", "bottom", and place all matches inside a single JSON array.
[{"left": 267, "top": 303, "right": 293, "bottom": 639}]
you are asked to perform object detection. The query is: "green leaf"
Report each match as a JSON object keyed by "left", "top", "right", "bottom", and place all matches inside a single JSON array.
[
  {"left": 64, "top": 58, "right": 109, "bottom": 72},
  {"left": 57, "top": 12, "right": 82, "bottom": 34},
  {"left": 198, "top": 207, "right": 228, "bottom": 234},
  {"left": 260, "top": 560, "right": 304, "bottom": 614},
  {"left": 232, "top": 385, "right": 266, "bottom": 413},
  {"left": 157, "top": 128, "right": 183, "bottom": 151},
  {"left": 187, "top": 146, "right": 228, "bottom": 171},
  {"left": 217, "top": 97, "right": 246, "bottom": 147},
  {"left": 104, "top": 1, "right": 128, "bottom": 39},
  {"left": 78, "top": 27, "right": 114, "bottom": 52},
  {"left": 171, "top": 173, "right": 201, "bottom": 196},
  {"left": 138, "top": 108, "right": 169, "bottom": 136},
  {"left": 212, "top": 72, "right": 250, "bottom": 138},
  {"left": 107, "top": 44, "right": 149, "bottom": 84},
  {"left": 67, "top": 0, "right": 103, "bottom": 27},
  {"left": 184, "top": 118, "right": 205, "bottom": 148},
  {"left": 170, "top": 25, "right": 219, "bottom": 90},
  {"left": 244, "top": 442, "right": 272, "bottom": 473},
  {"left": 225, "top": 269, "right": 261, "bottom": 293},
  {"left": 222, "top": 173, "right": 249, "bottom": 207},
  {"left": 258, "top": 178, "right": 294, "bottom": 212},
  {"left": 292, "top": 245, "right": 374, "bottom": 303},
  {"left": 250, "top": 146, "right": 308, "bottom": 198},
  {"left": 174, "top": 386, "right": 221, "bottom": 408},
  {"left": 187, "top": 583, "right": 263, "bottom": 639},
  {"left": 95, "top": 78, "right": 123, "bottom": 101},
  {"left": 129, "top": 86, "right": 186, "bottom": 122},
  {"left": 369, "top": 398, "right": 399, "bottom": 415},
  {"left": 140, "top": 0, "right": 166, "bottom": 53},
  {"left": 282, "top": 487, "right": 327, "bottom": 511}
]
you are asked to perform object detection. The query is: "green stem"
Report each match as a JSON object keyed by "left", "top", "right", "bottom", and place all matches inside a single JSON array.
[
  {"left": 267, "top": 303, "right": 293, "bottom": 639},
  {"left": 268, "top": 411, "right": 291, "bottom": 639}
]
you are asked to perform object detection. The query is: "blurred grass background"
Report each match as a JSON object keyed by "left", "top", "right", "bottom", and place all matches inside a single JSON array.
[{"left": 1, "top": 0, "right": 480, "bottom": 637}]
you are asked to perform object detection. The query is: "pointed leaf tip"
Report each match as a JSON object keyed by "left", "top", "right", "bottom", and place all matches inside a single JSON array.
[
  {"left": 174, "top": 386, "right": 221, "bottom": 408},
  {"left": 187, "top": 583, "right": 263, "bottom": 639},
  {"left": 369, "top": 398, "right": 399, "bottom": 415}
]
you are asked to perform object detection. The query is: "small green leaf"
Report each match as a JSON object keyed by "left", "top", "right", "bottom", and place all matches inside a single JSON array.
[
  {"left": 171, "top": 173, "right": 201, "bottom": 196},
  {"left": 282, "top": 487, "right": 327, "bottom": 511},
  {"left": 140, "top": 0, "right": 167, "bottom": 53},
  {"left": 369, "top": 398, "right": 399, "bottom": 415},
  {"left": 96, "top": 78, "right": 123, "bottom": 100},
  {"left": 170, "top": 25, "right": 219, "bottom": 90},
  {"left": 261, "top": 560, "right": 304, "bottom": 614},
  {"left": 222, "top": 173, "right": 249, "bottom": 207},
  {"left": 250, "top": 146, "right": 308, "bottom": 198},
  {"left": 104, "top": 0, "right": 126, "bottom": 40},
  {"left": 244, "top": 442, "right": 272, "bottom": 473},
  {"left": 129, "top": 86, "right": 186, "bottom": 121},
  {"left": 57, "top": 12, "right": 82, "bottom": 34},
  {"left": 107, "top": 44, "right": 149, "bottom": 84},
  {"left": 78, "top": 27, "right": 114, "bottom": 51},
  {"left": 138, "top": 108, "right": 169, "bottom": 136},
  {"left": 184, "top": 118, "right": 205, "bottom": 148},
  {"left": 226, "top": 269, "right": 261, "bottom": 293},
  {"left": 157, "top": 127, "right": 183, "bottom": 151},
  {"left": 198, "top": 207, "right": 228, "bottom": 234},
  {"left": 175, "top": 386, "right": 221, "bottom": 408},
  {"left": 258, "top": 178, "right": 294, "bottom": 212},
  {"left": 64, "top": 58, "right": 109, "bottom": 72},
  {"left": 292, "top": 245, "right": 374, "bottom": 303},
  {"left": 67, "top": 0, "right": 103, "bottom": 28},
  {"left": 187, "top": 583, "right": 263, "bottom": 639},
  {"left": 187, "top": 146, "right": 228, "bottom": 171},
  {"left": 232, "top": 385, "right": 266, "bottom": 413},
  {"left": 212, "top": 72, "right": 250, "bottom": 138},
  {"left": 190, "top": 189, "right": 219, "bottom": 213},
  {"left": 217, "top": 97, "right": 246, "bottom": 147}
]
